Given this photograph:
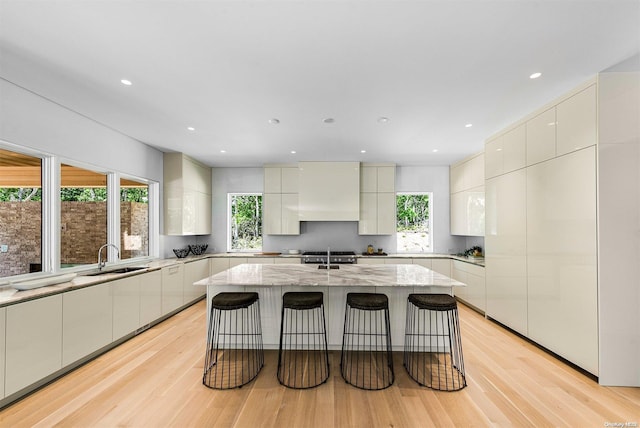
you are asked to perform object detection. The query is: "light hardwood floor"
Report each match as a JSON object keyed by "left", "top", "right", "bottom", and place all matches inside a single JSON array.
[{"left": 1, "top": 299, "right": 638, "bottom": 427}]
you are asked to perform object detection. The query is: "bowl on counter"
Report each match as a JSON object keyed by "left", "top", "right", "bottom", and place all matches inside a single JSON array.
[
  {"left": 288, "top": 249, "right": 300, "bottom": 254},
  {"left": 173, "top": 248, "right": 191, "bottom": 258},
  {"left": 189, "top": 244, "right": 208, "bottom": 255}
]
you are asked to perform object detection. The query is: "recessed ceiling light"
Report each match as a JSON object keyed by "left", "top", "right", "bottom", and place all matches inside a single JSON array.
[
  {"left": 530, "top": 72, "right": 542, "bottom": 79},
  {"left": 290, "top": 150, "right": 296, "bottom": 154},
  {"left": 187, "top": 126, "right": 195, "bottom": 131},
  {"left": 120, "top": 79, "right": 132, "bottom": 86},
  {"left": 323, "top": 118, "right": 335, "bottom": 124},
  {"left": 432, "top": 149, "right": 439, "bottom": 153},
  {"left": 269, "top": 118, "right": 280, "bottom": 124},
  {"left": 465, "top": 123, "right": 473, "bottom": 128},
  {"left": 377, "top": 117, "right": 389, "bottom": 123},
  {"left": 220, "top": 150, "right": 226, "bottom": 153},
  {"left": 360, "top": 150, "right": 367, "bottom": 154},
  {"left": 496, "top": 148, "right": 503, "bottom": 152},
  {"left": 547, "top": 122, "right": 556, "bottom": 126}
]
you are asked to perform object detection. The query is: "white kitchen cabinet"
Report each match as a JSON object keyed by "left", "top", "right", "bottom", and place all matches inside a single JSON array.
[
  {"left": 299, "top": 161, "right": 360, "bottom": 221},
  {"left": 527, "top": 107, "right": 556, "bottom": 166},
  {"left": 557, "top": 84, "right": 597, "bottom": 156},
  {"left": 485, "top": 125, "right": 525, "bottom": 177},
  {"left": 264, "top": 167, "right": 282, "bottom": 193},
  {"left": 229, "top": 258, "right": 249, "bottom": 267},
  {"left": 163, "top": 153, "right": 212, "bottom": 235},
  {"left": 210, "top": 258, "right": 230, "bottom": 274},
  {"left": 384, "top": 258, "right": 410, "bottom": 264},
  {"left": 357, "top": 257, "right": 385, "bottom": 264},
  {"left": 275, "top": 257, "right": 301, "bottom": 264},
  {"left": 431, "top": 259, "right": 451, "bottom": 277},
  {"left": 485, "top": 169, "right": 528, "bottom": 335},
  {"left": 526, "top": 146, "right": 598, "bottom": 375},
  {"left": 161, "top": 264, "right": 184, "bottom": 315},
  {"left": 184, "top": 259, "right": 209, "bottom": 303},
  {"left": 502, "top": 124, "right": 526, "bottom": 173},
  {"left": 140, "top": 269, "right": 162, "bottom": 327},
  {"left": 450, "top": 163, "right": 465, "bottom": 193},
  {"left": 450, "top": 153, "right": 485, "bottom": 236},
  {"left": 359, "top": 163, "right": 396, "bottom": 235},
  {"left": 5, "top": 294, "right": 63, "bottom": 396},
  {"left": 450, "top": 186, "right": 485, "bottom": 236},
  {"left": 452, "top": 261, "right": 485, "bottom": 312},
  {"left": 0, "top": 307, "right": 6, "bottom": 399},
  {"left": 63, "top": 282, "right": 113, "bottom": 366},
  {"left": 263, "top": 166, "right": 299, "bottom": 235},
  {"left": 411, "top": 259, "right": 432, "bottom": 269},
  {"left": 112, "top": 275, "right": 141, "bottom": 340},
  {"left": 247, "top": 257, "right": 275, "bottom": 264}
]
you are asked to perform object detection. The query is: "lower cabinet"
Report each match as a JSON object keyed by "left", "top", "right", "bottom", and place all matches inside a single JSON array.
[
  {"left": 112, "top": 275, "right": 141, "bottom": 340},
  {"left": 5, "top": 294, "right": 63, "bottom": 397},
  {"left": 431, "top": 259, "right": 451, "bottom": 277},
  {"left": 452, "top": 260, "right": 486, "bottom": 312},
  {"left": 183, "top": 259, "right": 209, "bottom": 303},
  {"left": 161, "top": 264, "right": 184, "bottom": 315},
  {"left": 63, "top": 282, "right": 113, "bottom": 367},
  {"left": 140, "top": 270, "right": 162, "bottom": 327}
]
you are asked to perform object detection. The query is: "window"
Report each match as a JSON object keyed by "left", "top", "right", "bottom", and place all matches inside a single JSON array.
[
  {"left": 0, "top": 148, "right": 43, "bottom": 277},
  {"left": 60, "top": 163, "right": 108, "bottom": 268},
  {"left": 1, "top": 142, "right": 158, "bottom": 280},
  {"left": 228, "top": 193, "right": 262, "bottom": 252},
  {"left": 120, "top": 177, "right": 149, "bottom": 260},
  {"left": 396, "top": 193, "right": 433, "bottom": 252}
]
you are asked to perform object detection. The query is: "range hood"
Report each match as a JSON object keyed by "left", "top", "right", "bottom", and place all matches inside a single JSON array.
[{"left": 298, "top": 161, "right": 360, "bottom": 221}]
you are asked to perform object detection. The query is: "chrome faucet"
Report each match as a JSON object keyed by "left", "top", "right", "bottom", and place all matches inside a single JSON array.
[{"left": 98, "top": 244, "right": 120, "bottom": 270}]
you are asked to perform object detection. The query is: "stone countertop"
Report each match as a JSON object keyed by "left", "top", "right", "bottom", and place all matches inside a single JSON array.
[
  {"left": 203, "top": 252, "right": 485, "bottom": 266},
  {"left": 196, "top": 263, "right": 465, "bottom": 288},
  {"left": 0, "top": 251, "right": 480, "bottom": 308}
]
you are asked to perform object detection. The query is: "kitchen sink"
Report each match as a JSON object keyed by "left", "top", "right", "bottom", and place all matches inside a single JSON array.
[{"left": 83, "top": 266, "right": 147, "bottom": 276}]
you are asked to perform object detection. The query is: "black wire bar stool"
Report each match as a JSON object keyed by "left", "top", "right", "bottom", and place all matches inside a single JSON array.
[
  {"left": 403, "top": 293, "right": 467, "bottom": 391},
  {"left": 277, "top": 291, "right": 330, "bottom": 389},
  {"left": 203, "top": 292, "right": 264, "bottom": 389},
  {"left": 340, "top": 292, "right": 394, "bottom": 390}
]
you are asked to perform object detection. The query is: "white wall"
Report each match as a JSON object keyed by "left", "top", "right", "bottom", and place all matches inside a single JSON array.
[
  {"left": 597, "top": 69, "right": 640, "bottom": 386},
  {"left": 0, "top": 78, "right": 170, "bottom": 257},
  {"left": 211, "top": 165, "right": 466, "bottom": 255},
  {"left": 0, "top": 79, "right": 163, "bottom": 181}
]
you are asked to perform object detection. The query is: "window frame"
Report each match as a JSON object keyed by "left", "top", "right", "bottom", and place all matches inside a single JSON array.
[
  {"left": 0, "top": 140, "right": 159, "bottom": 282},
  {"left": 395, "top": 191, "right": 434, "bottom": 254},
  {"left": 227, "top": 192, "right": 263, "bottom": 253}
]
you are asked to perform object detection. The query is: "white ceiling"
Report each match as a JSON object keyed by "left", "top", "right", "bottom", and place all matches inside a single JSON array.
[{"left": 1, "top": 1, "right": 639, "bottom": 167}]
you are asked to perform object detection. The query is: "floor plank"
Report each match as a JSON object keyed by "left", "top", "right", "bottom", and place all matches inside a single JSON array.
[{"left": 0, "top": 300, "right": 638, "bottom": 427}]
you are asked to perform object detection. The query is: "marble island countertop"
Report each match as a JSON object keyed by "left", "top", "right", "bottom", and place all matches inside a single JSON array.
[{"left": 195, "top": 263, "right": 465, "bottom": 288}]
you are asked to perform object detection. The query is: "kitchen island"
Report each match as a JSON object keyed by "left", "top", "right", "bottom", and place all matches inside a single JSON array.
[{"left": 195, "top": 263, "right": 465, "bottom": 350}]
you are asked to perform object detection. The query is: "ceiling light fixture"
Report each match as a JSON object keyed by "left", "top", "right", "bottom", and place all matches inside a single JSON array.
[
  {"left": 290, "top": 150, "right": 296, "bottom": 154},
  {"left": 377, "top": 117, "right": 389, "bottom": 123},
  {"left": 120, "top": 79, "right": 132, "bottom": 86},
  {"left": 187, "top": 126, "right": 195, "bottom": 131},
  {"left": 360, "top": 150, "right": 367, "bottom": 154},
  {"left": 323, "top": 118, "right": 335, "bottom": 124},
  {"left": 220, "top": 150, "right": 226, "bottom": 153},
  {"left": 432, "top": 149, "right": 439, "bottom": 153},
  {"left": 269, "top": 118, "right": 280, "bottom": 124},
  {"left": 465, "top": 123, "right": 473, "bottom": 128},
  {"left": 530, "top": 72, "right": 542, "bottom": 79}
]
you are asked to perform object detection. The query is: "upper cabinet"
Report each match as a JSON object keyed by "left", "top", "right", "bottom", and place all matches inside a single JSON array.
[
  {"left": 298, "top": 162, "right": 360, "bottom": 221},
  {"left": 358, "top": 164, "right": 396, "bottom": 235},
  {"left": 556, "top": 84, "right": 597, "bottom": 156},
  {"left": 263, "top": 165, "right": 299, "bottom": 235},
  {"left": 450, "top": 153, "right": 485, "bottom": 236},
  {"left": 485, "top": 124, "right": 526, "bottom": 179},
  {"left": 163, "top": 153, "right": 212, "bottom": 235}
]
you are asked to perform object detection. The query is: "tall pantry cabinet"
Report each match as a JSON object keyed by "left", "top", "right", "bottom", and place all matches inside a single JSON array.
[
  {"left": 486, "top": 70, "right": 640, "bottom": 385},
  {"left": 485, "top": 79, "right": 598, "bottom": 376}
]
